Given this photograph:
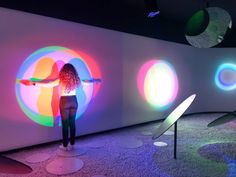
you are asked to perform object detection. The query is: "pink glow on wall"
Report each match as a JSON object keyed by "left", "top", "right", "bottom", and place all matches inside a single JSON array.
[{"left": 137, "top": 60, "right": 157, "bottom": 98}]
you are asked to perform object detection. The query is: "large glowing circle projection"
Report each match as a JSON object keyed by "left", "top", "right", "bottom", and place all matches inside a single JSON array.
[
  {"left": 137, "top": 60, "right": 179, "bottom": 109},
  {"left": 15, "top": 46, "right": 102, "bottom": 127},
  {"left": 215, "top": 63, "right": 236, "bottom": 91}
]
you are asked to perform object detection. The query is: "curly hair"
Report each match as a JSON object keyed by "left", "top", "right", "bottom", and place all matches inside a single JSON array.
[{"left": 59, "top": 63, "right": 80, "bottom": 93}]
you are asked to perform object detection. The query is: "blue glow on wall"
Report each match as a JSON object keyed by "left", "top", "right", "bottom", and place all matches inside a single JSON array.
[{"left": 215, "top": 63, "right": 236, "bottom": 91}]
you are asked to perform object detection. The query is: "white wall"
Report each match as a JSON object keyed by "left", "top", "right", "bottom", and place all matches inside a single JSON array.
[{"left": 0, "top": 7, "right": 235, "bottom": 152}]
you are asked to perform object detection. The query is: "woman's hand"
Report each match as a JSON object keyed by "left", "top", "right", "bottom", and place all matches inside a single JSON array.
[
  {"left": 93, "top": 78, "right": 102, "bottom": 83},
  {"left": 20, "top": 80, "right": 35, "bottom": 86}
]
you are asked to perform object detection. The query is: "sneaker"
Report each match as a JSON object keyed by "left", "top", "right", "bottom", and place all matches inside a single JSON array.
[
  {"left": 67, "top": 143, "right": 75, "bottom": 151},
  {"left": 59, "top": 144, "right": 68, "bottom": 151}
]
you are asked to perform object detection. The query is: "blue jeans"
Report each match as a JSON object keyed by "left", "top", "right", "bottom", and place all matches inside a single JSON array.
[{"left": 59, "top": 96, "right": 78, "bottom": 147}]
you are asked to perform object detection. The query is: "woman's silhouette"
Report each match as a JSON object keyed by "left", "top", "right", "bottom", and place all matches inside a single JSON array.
[{"left": 21, "top": 63, "right": 101, "bottom": 150}]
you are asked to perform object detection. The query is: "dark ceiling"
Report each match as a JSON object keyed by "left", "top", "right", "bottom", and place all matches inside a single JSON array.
[{"left": 0, "top": 0, "right": 236, "bottom": 47}]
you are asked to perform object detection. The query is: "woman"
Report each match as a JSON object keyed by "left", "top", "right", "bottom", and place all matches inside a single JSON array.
[{"left": 22, "top": 63, "right": 100, "bottom": 151}]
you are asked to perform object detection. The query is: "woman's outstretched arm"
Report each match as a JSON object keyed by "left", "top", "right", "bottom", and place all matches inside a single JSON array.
[
  {"left": 34, "top": 79, "right": 59, "bottom": 87},
  {"left": 20, "top": 78, "right": 59, "bottom": 87},
  {"left": 81, "top": 78, "right": 102, "bottom": 84}
]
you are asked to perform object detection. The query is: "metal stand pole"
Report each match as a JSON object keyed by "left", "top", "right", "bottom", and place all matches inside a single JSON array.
[{"left": 174, "top": 121, "right": 177, "bottom": 159}]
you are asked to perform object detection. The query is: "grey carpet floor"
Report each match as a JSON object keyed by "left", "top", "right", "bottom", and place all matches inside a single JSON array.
[{"left": 1, "top": 113, "right": 236, "bottom": 177}]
